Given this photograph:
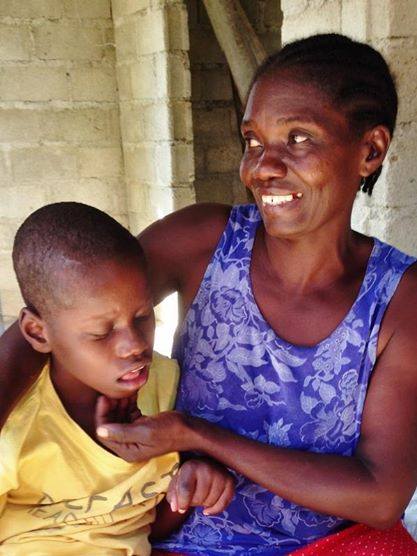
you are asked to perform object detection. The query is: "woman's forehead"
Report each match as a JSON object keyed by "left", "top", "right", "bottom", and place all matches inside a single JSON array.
[
  {"left": 247, "top": 71, "right": 330, "bottom": 111},
  {"left": 242, "top": 71, "right": 355, "bottom": 135}
]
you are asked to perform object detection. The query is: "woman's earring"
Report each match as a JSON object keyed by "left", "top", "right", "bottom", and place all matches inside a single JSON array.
[{"left": 361, "top": 165, "right": 383, "bottom": 196}]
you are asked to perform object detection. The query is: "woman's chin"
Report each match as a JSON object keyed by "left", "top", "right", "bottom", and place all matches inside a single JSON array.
[{"left": 261, "top": 216, "right": 305, "bottom": 239}]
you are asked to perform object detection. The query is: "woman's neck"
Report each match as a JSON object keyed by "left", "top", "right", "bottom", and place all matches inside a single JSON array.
[{"left": 259, "top": 226, "right": 371, "bottom": 294}]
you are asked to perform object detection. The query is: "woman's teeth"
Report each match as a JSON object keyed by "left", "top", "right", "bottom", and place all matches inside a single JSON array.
[{"left": 262, "top": 193, "right": 302, "bottom": 206}]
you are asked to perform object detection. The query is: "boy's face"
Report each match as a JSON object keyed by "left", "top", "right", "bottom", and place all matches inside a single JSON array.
[{"left": 34, "top": 259, "right": 155, "bottom": 399}]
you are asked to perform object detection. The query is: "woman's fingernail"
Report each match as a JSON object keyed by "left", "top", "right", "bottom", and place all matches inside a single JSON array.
[
  {"left": 97, "top": 427, "right": 108, "bottom": 438},
  {"left": 178, "top": 509, "right": 186, "bottom": 514}
]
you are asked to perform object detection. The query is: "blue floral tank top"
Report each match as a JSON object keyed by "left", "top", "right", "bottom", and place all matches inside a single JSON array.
[{"left": 155, "top": 204, "right": 416, "bottom": 555}]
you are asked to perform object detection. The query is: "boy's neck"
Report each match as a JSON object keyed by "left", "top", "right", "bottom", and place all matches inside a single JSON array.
[{"left": 50, "top": 359, "right": 98, "bottom": 437}]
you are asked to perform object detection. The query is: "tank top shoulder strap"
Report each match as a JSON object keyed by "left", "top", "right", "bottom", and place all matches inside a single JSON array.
[
  {"left": 365, "top": 239, "right": 416, "bottom": 321},
  {"left": 359, "top": 238, "right": 416, "bottom": 366},
  {"left": 173, "top": 204, "right": 261, "bottom": 358},
  {"left": 372, "top": 238, "right": 416, "bottom": 274},
  {"left": 206, "top": 203, "right": 261, "bottom": 270}
]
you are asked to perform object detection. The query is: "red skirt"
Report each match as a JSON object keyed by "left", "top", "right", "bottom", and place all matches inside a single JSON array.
[{"left": 290, "top": 522, "right": 417, "bottom": 555}]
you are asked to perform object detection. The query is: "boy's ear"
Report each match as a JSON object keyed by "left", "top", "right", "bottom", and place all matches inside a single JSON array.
[{"left": 19, "top": 307, "right": 52, "bottom": 354}]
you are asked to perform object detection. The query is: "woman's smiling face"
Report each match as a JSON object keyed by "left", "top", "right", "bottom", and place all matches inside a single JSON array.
[{"left": 240, "top": 70, "right": 368, "bottom": 239}]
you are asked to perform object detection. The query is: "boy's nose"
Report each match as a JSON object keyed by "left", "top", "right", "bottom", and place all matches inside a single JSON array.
[{"left": 115, "top": 328, "right": 148, "bottom": 359}]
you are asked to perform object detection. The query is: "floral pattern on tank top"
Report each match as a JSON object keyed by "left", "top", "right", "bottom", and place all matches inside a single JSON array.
[{"left": 154, "top": 204, "right": 416, "bottom": 556}]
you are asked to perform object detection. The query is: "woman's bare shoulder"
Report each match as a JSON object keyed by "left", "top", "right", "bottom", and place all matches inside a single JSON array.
[
  {"left": 140, "top": 203, "right": 231, "bottom": 241},
  {"left": 138, "top": 203, "right": 232, "bottom": 303},
  {"left": 139, "top": 203, "right": 232, "bottom": 260}
]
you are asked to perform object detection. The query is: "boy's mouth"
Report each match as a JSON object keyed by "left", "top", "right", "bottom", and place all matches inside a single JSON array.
[{"left": 118, "top": 362, "right": 149, "bottom": 382}]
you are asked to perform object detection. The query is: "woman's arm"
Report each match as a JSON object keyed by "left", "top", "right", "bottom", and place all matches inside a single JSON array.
[
  {"left": 98, "top": 346, "right": 417, "bottom": 529},
  {"left": 0, "top": 321, "right": 46, "bottom": 427},
  {"left": 97, "top": 269, "right": 417, "bottom": 529},
  {"left": 138, "top": 203, "right": 231, "bottom": 308}
]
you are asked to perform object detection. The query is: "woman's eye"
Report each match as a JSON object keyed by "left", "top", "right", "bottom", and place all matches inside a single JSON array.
[
  {"left": 246, "top": 137, "right": 262, "bottom": 148},
  {"left": 289, "top": 133, "right": 309, "bottom": 144}
]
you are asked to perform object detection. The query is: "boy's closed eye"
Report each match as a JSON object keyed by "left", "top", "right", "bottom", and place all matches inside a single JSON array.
[{"left": 86, "top": 330, "right": 112, "bottom": 341}]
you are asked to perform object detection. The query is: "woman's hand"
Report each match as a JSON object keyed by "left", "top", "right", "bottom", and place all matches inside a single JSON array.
[
  {"left": 96, "top": 394, "right": 142, "bottom": 424},
  {"left": 95, "top": 398, "right": 190, "bottom": 461},
  {"left": 167, "top": 459, "right": 235, "bottom": 515}
]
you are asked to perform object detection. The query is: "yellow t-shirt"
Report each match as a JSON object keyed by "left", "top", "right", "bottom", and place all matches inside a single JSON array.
[{"left": 0, "top": 352, "right": 180, "bottom": 556}]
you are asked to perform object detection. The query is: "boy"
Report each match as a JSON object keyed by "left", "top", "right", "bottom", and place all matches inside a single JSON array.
[{"left": 0, "top": 202, "right": 233, "bottom": 555}]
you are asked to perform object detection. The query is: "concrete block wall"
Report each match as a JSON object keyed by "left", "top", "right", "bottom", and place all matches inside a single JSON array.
[
  {"left": 0, "top": 0, "right": 125, "bottom": 329},
  {"left": 187, "top": 0, "right": 281, "bottom": 206},
  {"left": 112, "top": 0, "right": 195, "bottom": 354},
  {"left": 281, "top": 0, "right": 417, "bottom": 256},
  {"left": 112, "top": 0, "right": 195, "bottom": 233}
]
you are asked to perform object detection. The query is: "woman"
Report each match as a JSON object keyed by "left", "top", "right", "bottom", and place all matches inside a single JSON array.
[{"left": 2, "top": 34, "right": 417, "bottom": 554}]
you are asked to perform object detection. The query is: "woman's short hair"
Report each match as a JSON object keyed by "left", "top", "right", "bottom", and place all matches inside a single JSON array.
[{"left": 250, "top": 34, "right": 398, "bottom": 194}]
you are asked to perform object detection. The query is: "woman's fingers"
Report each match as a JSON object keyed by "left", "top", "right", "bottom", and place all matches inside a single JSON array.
[
  {"left": 118, "top": 397, "right": 129, "bottom": 421},
  {"left": 96, "top": 421, "right": 161, "bottom": 462},
  {"left": 95, "top": 395, "right": 112, "bottom": 427},
  {"left": 128, "top": 394, "right": 142, "bottom": 421},
  {"left": 97, "top": 421, "right": 142, "bottom": 443},
  {"left": 97, "top": 411, "right": 180, "bottom": 447},
  {"left": 95, "top": 394, "right": 141, "bottom": 432}
]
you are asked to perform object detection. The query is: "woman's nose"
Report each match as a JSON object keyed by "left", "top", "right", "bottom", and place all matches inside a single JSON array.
[
  {"left": 115, "top": 328, "right": 148, "bottom": 359},
  {"left": 253, "top": 148, "right": 287, "bottom": 181}
]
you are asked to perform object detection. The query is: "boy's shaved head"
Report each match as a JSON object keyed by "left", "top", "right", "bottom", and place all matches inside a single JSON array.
[{"left": 13, "top": 202, "right": 146, "bottom": 316}]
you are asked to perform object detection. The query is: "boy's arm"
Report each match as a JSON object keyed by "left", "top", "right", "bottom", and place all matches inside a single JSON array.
[
  {"left": 150, "top": 458, "right": 235, "bottom": 540},
  {"left": 0, "top": 321, "right": 46, "bottom": 427}
]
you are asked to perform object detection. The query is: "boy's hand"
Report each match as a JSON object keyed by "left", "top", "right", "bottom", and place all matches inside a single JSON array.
[
  {"left": 150, "top": 459, "right": 235, "bottom": 540},
  {"left": 167, "top": 459, "right": 234, "bottom": 516}
]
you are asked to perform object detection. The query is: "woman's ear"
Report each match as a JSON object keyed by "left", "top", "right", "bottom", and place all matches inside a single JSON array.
[
  {"left": 19, "top": 307, "right": 52, "bottom": 354},
  {"left": 360, "top": 125, "right": 391, "bottom": 178}
]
